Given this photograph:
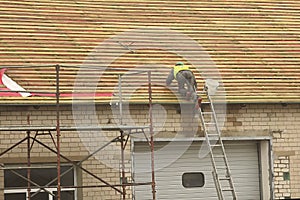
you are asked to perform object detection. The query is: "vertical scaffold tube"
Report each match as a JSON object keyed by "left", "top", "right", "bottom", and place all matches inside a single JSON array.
[
  {"left": 27, "top": 115, "right": 31, "bottom": 200},
  {"left": 55, "top": 65, "right": 61, "bottom": 200},
  {"left": 118, "top": 75, "right": 123, "bottom": 125},
  {"left": 121, "top": 130, "right": 126, "bottom": 200},
  {"left": 148, "top": 71, "right": 156, "bottom": 200}
]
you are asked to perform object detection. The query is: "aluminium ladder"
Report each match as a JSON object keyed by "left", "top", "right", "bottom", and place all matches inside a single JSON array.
[{"left": 197, "top": 83, "right": 237, "bottom": 200}]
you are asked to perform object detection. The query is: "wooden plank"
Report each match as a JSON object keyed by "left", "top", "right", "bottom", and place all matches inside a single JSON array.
[{"left": 0, "top": 0, "right": 299, "bottom": 103}]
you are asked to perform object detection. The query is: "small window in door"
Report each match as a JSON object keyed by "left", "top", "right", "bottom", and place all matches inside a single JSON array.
[{"left": 182, "top": 172, "right": 205, "bottom": 188}]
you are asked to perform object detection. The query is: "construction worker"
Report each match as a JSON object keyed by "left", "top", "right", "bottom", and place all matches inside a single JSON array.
[{"left": 166, "top": 62, "right": 198, "bottom": 102}]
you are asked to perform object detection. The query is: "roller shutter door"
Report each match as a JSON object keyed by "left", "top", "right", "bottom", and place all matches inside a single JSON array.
[{"left": 133, "top": 141, "right": 260, "bottom": 200}]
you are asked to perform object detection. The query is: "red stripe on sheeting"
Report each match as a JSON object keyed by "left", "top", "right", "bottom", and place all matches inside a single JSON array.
[
  {"left": 0, "top": 88, "right": 22, "bottom": 96},
  {"left": 31, "top": 92, "right": 114, "bottom": 97},
  {"left": 0, "top": 68, "right": 113, "bottom": 97},
  {"left": 0, "top": 90, "right": 113, "bottom": 97},
  {"left": 0, "top": 68, "right": 7, "bottom": 85}
]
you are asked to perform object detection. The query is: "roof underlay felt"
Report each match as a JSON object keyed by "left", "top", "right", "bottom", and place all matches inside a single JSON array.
[{"left": 0, "top": 0, "right": 299, "bottom": 104}]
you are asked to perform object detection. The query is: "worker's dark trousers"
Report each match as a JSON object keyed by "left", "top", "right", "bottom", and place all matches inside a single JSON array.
[{"left": 176, "top": 70, "right": 196, "bottom": 100}]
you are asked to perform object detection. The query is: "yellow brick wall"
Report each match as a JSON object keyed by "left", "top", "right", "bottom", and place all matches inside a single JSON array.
[
  {"left": 0, "top": 105, "right": 128, "bottom": 199},
  {"left": 220, "top": 104, "right": 299, "bottom": 199},
  {"left": 162, "top": 103, "right": 300, "bottom": 198},
  {"left": 274, "top": 156, "right": 291, "bottom": 199},
  {"left": 0, "top": 103, "right": 299, "bottom": 199}
]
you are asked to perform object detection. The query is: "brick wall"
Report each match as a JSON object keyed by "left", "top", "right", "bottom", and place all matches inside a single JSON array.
[
  {"left": 274, "top": 156, "right": 291, "bottom": 199},
  {"left": 0, "top": 103, "right": 299, "bottom": 199},
  {"left": 0, "top": 104, "right": 128, "bottom": 200},
  {"left": 162, "top": 103, "right": 300, "bottom": 198},
  {"left": 221, "top": 103, "right": 299, "bottom": 198}
]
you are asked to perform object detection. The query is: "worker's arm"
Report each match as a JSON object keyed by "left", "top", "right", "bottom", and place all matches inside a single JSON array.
[
  {"left": 189, "top": 71, "right": 197, "bottom": 90},
  {"left": 166, "top": 69, "right": 175, "bottom": 86},
  {"left": 193, "top": 75, "right": 197, "bottom": 89}
]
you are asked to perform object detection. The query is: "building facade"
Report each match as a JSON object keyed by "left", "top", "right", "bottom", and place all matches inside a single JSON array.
[
  {"left": 0, "top": 103, "right": 299, "bottom": 199},
  {"left": 0, "top": 0, "right": 299, "bottom": 199}
]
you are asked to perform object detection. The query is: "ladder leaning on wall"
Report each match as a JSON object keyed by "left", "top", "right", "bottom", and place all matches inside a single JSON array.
[{"left": 196, "top": 79, "right": 237, "bottom": 200}]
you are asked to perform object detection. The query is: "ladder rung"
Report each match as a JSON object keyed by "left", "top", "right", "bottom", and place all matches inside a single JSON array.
[
  {"left": 205, "top": 122, "right": 216, "bottom": 125},
  {"left": 210, "top": 144, "right": 222, "bottom": 147},
  {"left": 209, "top": 138, "right": 221, "bottom": 141},
  {"left": 222, "top": 188, "right": 234, "bottom": 192},
  {"left": 202, "top": 112, "right": 213, "bottom": 115},
  {"left": 208, "top": 138, "right": 220, "bottom": 140},
  {"left": 207, "top": 136, "right": 220, "bottom": 139},
  {"left": 215, "top": 166, "right": 228, "bottom": 169},
  {"left": 219, "top": 177, "right": 230, "bottom": 181},
  {"left": 206, "top": 131, "right": 219, "bottom": 136},
  {"left": 213, "top": 155, "right": 225, "bottom": 158}
]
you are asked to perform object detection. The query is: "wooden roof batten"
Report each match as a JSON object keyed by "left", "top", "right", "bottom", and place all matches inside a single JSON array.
[
  {"left": 0, "top": 63, "right": 299, "bottom": 105},
  {"left": 0, "top": 0, "right": 300, "bottom": 104},
  {"left": 0, "top": 64, "right": 157, "bottom": 105}
]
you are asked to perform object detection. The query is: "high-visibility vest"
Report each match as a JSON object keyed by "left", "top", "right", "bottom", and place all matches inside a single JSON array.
[{"left": 173, "top": 65, "right": 190, "bottom": 77}]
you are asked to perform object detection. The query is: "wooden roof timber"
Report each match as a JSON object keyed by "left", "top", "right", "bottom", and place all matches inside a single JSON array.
[{"left": 0, "top": 0, "right": 299, "bottom": 104}]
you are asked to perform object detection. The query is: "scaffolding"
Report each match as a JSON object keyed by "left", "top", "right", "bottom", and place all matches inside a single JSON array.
[{"left": 0, "top": 65, "right": 156, "bottom": 200}]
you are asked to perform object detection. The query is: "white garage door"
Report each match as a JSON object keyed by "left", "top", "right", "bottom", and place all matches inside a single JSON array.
[{"left": 133, "top": 140, "right": 261, "bottom": 200}]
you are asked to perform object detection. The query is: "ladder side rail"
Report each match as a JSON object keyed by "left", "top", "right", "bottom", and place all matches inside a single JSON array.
[
  {"left": 212, "top": 171, "right": 224, "bottom": 200},
  {"left": 207, "top": 94, "right": 237, "bottom": 199},
  {"left": 199, "top": 109, "right": 219, "bottom": 174},
  {"left": 199, "top": 106, "right": 225, "bottom": 200},
  {"left": 207, "top": 94, "right": 232, "bottom": 171}
]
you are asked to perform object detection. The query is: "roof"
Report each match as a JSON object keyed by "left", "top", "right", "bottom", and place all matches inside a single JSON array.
[{"left": 0, "top": 0, "right": 299, "bottom": 104}]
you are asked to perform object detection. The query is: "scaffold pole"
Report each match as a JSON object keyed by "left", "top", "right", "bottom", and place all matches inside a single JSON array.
[
  {"left": 148, "top": 71, "right": 156, "bottom": 200},
  {"left": 55, "top": 64, "right": 61, "bottom": 200}
]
